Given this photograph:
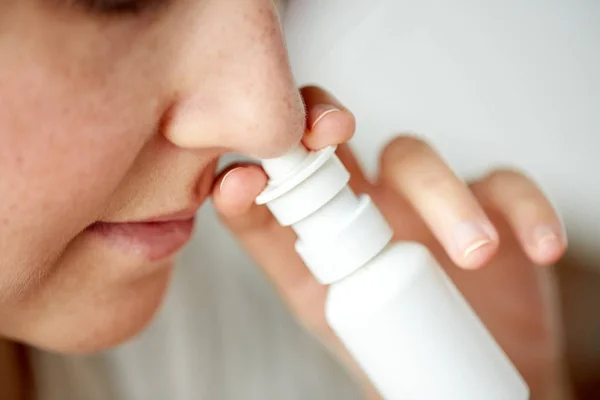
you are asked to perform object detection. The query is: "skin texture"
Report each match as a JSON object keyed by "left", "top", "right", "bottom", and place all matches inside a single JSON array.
[
  {"left": 0, "top": 0, "right": 304, "bottom": 352},
  {"left": 0, "top": 1, "right": 571, "bottom": 399}
]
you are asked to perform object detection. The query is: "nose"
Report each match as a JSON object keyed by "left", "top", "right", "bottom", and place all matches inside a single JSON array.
[{"left": 162, "top": 1, "right": 306, "bottom": 159}]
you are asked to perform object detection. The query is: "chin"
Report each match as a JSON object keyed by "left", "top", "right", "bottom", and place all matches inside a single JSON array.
[{"left": 25, "top": 266, "right": 173, "bottom": 355}]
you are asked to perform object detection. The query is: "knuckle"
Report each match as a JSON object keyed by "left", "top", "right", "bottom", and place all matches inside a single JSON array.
[
  {"left": 379, "top": 135, "right": 456, "bottom": 196},
  {"left": 473, "top": 168, "right": 553, "bottom": 213},
  {"left": 514, "top": 196, "right": 547, "bottom": 217},
  {"left": 415, "top": 168, "right": 456, "bottom": 192},
  {"left": 483, "top": 168, "right": 530, "bottom": 187},
  {"left": 472, "top": 168, "right": 530, "bottom": 196},
  {"left": 379, "top": 134, "right": 433, "bottom": 171}
]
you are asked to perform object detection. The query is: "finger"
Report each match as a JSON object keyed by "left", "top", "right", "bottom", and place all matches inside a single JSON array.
[
  {"left": 299, "top": 85, "right": 356, "bottom": 150},
  {"left": 471, "top": 169, "right": 567, "bottom": 266},
  {"left": 335, "top": 143, "right": 374, "bottom": 194},
  {"left": 212, "top": 163, "right": 267, "bottom": 219},
  {"left": 211, "top": 164, "right": 322, "bottom": 316},
  {"left": 379, "top": 135, "right": 499, "bottom": 269}
]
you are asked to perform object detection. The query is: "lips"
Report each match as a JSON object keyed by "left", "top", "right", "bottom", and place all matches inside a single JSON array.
[
  {"left": 89, "top": 158, "right": 218, "bottom": 262},
  {"left": 89, "top": 217, "right": 196, "bottom": 262}
]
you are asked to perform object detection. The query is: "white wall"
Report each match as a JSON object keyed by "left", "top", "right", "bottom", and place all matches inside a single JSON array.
[{"left": 284, "top": 0, "right": 600, "bottom": 267}]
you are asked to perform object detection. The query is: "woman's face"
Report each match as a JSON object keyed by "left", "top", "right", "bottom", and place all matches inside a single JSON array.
[{"left": 0, "top": 0, "right": 304, "bottom": 353}]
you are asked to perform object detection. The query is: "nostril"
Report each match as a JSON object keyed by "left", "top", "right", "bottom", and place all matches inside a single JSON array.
[
  {"left": 251, "top": 127, "right": 304, "bottom": 159},
  {"left": 161, "top": 95, "right": 215, "bottom": 149},
  {"left": 261, "top": 144, "right": 308, "bottom": 180},
  {"left": 253, "top": 95, "right": 307, "bottom": 158},
  {"left": 158, "top": 102, "right": 176, "bottom": 142}
]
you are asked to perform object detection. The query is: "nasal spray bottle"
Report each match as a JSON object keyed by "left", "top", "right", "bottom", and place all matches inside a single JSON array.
[{"left": 256, "top": 144, "right": 529, "bottom": 399}]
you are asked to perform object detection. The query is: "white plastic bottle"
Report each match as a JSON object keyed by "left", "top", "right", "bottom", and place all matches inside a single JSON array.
[{"left": 256, "top": 144, "right": 529, "bottom": 400}]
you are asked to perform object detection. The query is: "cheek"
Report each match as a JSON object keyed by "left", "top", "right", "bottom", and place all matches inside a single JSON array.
[{"left": 0, "top": 62, "right": 161, "bottom": 298}]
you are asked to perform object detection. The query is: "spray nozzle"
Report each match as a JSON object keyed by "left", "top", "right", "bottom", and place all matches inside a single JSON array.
[{"left": 260, "top": 144, "right": 309, "bottom": 181}]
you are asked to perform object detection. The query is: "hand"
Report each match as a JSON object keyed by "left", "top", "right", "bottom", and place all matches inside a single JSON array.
[{"left": 211, "top": 86, "right": 570, "bottom": 399}]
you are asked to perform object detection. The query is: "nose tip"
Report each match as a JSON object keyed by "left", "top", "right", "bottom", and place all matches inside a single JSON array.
[
  {"left": 251, "top": 88, "right": 307, "bottom": 158},
  {"left": 160, "top": 0, "right": 305, "bottom": 159},
  {"left": 163, "top": 82, "right": 306, "bottom": 159}
]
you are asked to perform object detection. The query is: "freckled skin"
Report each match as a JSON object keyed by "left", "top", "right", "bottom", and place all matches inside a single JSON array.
[{"left": 0, "top": 0, "right": 304, "bottom": 353}]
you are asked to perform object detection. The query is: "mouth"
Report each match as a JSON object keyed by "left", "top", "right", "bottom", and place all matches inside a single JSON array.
[
  {"left": 88, "top": 210, "right": 197, "bottom": 262},
  {"left": 86, "top": 154, "right": 222, "bottom": 262},
  {"left": 87, "top": 157, "right": 220, "bottom": 262}
]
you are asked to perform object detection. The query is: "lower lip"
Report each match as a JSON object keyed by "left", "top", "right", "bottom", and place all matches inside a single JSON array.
[{"left": 89, "top": 218, "right": 195, "bottom": 261}]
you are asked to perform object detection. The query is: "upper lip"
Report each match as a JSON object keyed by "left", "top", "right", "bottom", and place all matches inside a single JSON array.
[
  {"left": 97, "top": 156, "right": 219, "bottom": 226},
  {"left": 136, "top": 208, "right": 199, "bottom": 223},
  {"left": 97, "top": 207, "right": 200, "bottom": 225}
]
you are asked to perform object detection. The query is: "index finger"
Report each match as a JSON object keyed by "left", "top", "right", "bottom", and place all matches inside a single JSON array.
[
  {"left": 379, "top": 136, "right": 499, "bottom": 269},
  {"left": 300, "top": 85, "right": 356, "bottom": 150}
]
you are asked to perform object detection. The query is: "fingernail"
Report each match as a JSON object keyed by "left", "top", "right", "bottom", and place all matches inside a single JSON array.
[
  {"left": 309, "top": 104, "right": 342, "bottom": 130},
  {"left": 219, "top": 167, "right": 242, "bottom": 192},
  {"left": 453, "top": 222, "right": 495, "bottom": 262},
  {"left": 533, "top": 225, "right": 563, "bottom": 257}
]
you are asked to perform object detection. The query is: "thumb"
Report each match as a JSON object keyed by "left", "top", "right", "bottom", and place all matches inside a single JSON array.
[{"left": 211, "top": 164, "right": 322, "bottom": 311}]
